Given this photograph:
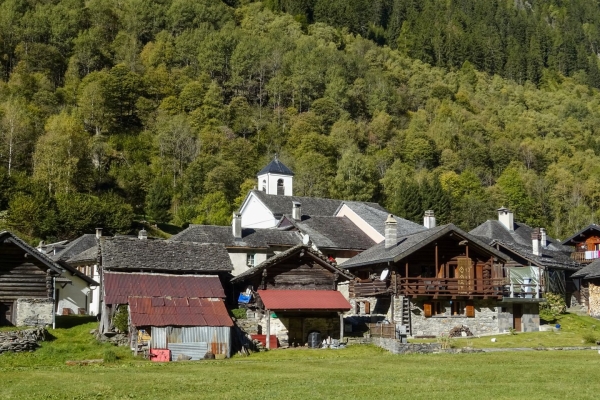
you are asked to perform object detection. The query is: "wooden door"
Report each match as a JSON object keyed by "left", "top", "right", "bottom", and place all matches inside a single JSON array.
[
  {"left": 0, "top": 302, "right": 13, "bottom": 326},
  {"left": 513, "top": 304, "right": 522, "bottom": 332},
  {"left": 457, "top": 258, "right": 474, "bottom": 294}
]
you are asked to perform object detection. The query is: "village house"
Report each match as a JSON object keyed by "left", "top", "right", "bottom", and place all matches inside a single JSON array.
[
  {"left": 469, "top": 208, "right": 582, "bottom": 307},
  {"left": 1, "top": 231, "right": 97, "bottom": 327},
  {"left": 570, "top": 260, "right": 600, "bottom": 318},
  {"left": 231, "top": 243, "right": 354, "bottom": 348},
  {"left": 98, "top": 234, "right": 234, "bottom": 359},
  {"left": 339, "top": 215, "right": 538, "bottom": 337}
]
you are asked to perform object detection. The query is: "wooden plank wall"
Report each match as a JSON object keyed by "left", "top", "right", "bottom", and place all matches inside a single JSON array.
[
  {"left": 0, "top": 242, "right": 51, "bottom": 301},
  {"left": 266, "top": 262, "right": 335, "bottom": 290}
]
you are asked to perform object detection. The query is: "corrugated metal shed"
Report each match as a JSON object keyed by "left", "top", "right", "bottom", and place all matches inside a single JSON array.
[
  {"left": 168, "top": 343, "right": 209, "bottom": 361},
  {"left": 104, "top": 272, "right": 225, "bottom": 304},
  {"left": 151, "top": 326, "right": 231, "bottom": 357},
  {"left": 128, "top": 296, "right": 233, "bottom": 327}
]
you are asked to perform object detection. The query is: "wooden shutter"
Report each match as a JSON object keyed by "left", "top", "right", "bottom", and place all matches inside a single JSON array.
[
  {"left": 364, "top": 301, "right": 371, "bottom": 314},
  {"left": 466, "top": 302, "right": 475, "bottom": 318},
  {"left": 423, "top": 302, "right": 432, "bottom": 318}
]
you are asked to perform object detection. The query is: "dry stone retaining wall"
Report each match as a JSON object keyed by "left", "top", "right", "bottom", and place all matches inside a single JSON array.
[{"left": 0, "top": 327, "right": 46, "bottom": 354}]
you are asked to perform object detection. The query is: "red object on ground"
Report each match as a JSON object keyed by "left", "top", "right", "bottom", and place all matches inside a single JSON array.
[
  {"left": 149, "top": 349, "right": 170, "bottom": 362},
  {"left": 251, "top": 334, "right": 278, "bottom": 348},
  {"left": 257, "top": 290, "right": 352, "bottom": 311}
]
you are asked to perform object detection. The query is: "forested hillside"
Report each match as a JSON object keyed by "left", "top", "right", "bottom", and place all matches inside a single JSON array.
[{"left": 1, "top": 0, "right": 600, "bottom": 242}]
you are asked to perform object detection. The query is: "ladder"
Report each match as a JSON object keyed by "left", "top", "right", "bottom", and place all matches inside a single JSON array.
[{"left": 401, "top": 296, "right": 411, "bottom": 336}]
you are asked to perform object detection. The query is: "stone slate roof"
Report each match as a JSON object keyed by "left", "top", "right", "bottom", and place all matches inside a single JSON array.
[
  {"left": 169, "top": 225, "right": 301, "bottom": 248},
  {"left": 231, "top": 244, "right": 354, "bottom": 283},
  {"left": 571, "top": 260, "right": 600, "bottom": 279},
  {"left": 470, "top": 220, "right": 570, "bottom": 252},
  {"left": 0, "top": 231, "right": 64, "bottom": 274},
  {"left": 561, "top": 224, "right": 600, "bottom": 246},
  {"left": 257, "top": 158, "right": 294, "bottom": 176},
  {"left": 341, "top": 224, "right": 508, "bottom": 269},
  {"left": 338, "top": 201, "right": 425, "bottom": 237},
  {"left": 52, "top": 234, "right": 98, "bottom": 263},
  {"left": 246, "top": 190, "right": 385, "bottom": 218},
  {"left": 495, "top": 241, "right": 581, "bottom": 271},
  {"left": 289, "top": 216, "right": 376, "bottom": 250},
  {"left": 101, "top": 237, "right": 233, "bottom": 272}
]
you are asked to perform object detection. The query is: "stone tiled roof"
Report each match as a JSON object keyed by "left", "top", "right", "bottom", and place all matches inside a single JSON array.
[
  {"left": 257, "top": 158, "right": 294, "bottom": 176},
  {"left": 169, "top": 225, "right": 301, "bottom": 248},
  {"left": 561, "top": 224, "right": 600, "bottom": 246},
  {"left": 470, "top": 220, "right": 571, "bottom": 252},
  {"left": 290, "top": 216, "right": 376, "bottom": 250},
  {"left": 51, "top": 234, "right": 98, "bottom": 262},
  {"left": 231, "top": 244, "right": 354, "bottom": 283},
  {"left": 341, "top": 224, "right": 508, "bottom": 269},
  {"left": 496, "top": 241, "right": 582, "bottom": 271},
  {"left": 338, "top": 201, "right": 425, "bottom": 237},
  {"left": 101, "top": 237, "right": 233, "bottom": 272},
  {"left": 571, "top": 260, "right": 600, "bottom": 279}
]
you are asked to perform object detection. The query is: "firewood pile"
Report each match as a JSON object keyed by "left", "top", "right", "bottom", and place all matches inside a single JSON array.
[
  {"left": 588, "top": 283, "right": 600, "bottom": 317},
  {"left": 448, "top": 325, "right": 474, "bottom": 338},
  {"left": 0, "top": 327, "right": 46, "bottom": 354}
]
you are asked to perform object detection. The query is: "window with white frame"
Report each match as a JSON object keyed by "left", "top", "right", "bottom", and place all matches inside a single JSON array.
[{"left": 247, "top": 253, "right": 255, "bottom": 267}]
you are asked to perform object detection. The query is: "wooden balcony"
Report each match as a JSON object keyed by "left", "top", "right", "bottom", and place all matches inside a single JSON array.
[
  {"left": 398, "top": 278, "right": 505, "bottom": 299},
  {"left": 349, "top": 280, "right": 390, "bottom": 297},
  {"left": 570, "top": 251, "right": 596, "bottom": 264}
]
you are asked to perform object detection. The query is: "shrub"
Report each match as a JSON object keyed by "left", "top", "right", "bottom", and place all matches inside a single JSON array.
[
  {"left": 113, "top": 306, "right": 129, "bottom": 333},
  {"left": 231, "top": 308, "right": 247, "bottom": 320},
  {"left": 104, "top": 349, "right": 117, "bottom": 363},
  {"left": 539, "top": 292, "right": 566, "bottom": 322},
  {"left": 582, "top": 333, "right": 598, "bottom": 344}
]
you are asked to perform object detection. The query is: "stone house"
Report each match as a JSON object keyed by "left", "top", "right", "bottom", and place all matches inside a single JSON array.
[
  {"left": 231, "top": 243, "right": 354, "bottom": 348},
  {"left": 570, "top": 260, "right": 600, "bottom": 318},
  {"left": 470, "top": 208, "right": 582, "bottom": 306},
  {"left": 340, "top": 219, "right": 542, "bottom": 337}
]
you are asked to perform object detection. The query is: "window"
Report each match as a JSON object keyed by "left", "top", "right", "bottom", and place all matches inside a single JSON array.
[
  {"left": 262, "top": 180, "right": 267, "bottom": 192},
  {"left": 277, "top": 179, "right": 284, "bottom": 195},
  {"left": 246, "top": 254, "right": 255, "bottom": 267},
  {"left": 423, "top": 301, "right": 444, "bottom": 317},
  {"left": 451, "top": 301, "right": 465, "bottom": 316},
  {"left": 424, "top": 301, "right": 474, "bottom": 318}
]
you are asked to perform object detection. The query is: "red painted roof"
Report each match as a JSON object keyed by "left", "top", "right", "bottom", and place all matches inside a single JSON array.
[
  {"left": 104, "top": 272, "right": 225, "bottom": 304},
  {"left": 128, "top": 296, "right": 233, "bottom": 327},
  {"left": 257, "top": 290, "right": 351, "bottom": 311}
]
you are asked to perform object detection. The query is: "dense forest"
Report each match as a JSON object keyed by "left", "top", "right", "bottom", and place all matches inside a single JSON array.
[{"left": 1, "top": 0, "right": 600, "bottom": 242}]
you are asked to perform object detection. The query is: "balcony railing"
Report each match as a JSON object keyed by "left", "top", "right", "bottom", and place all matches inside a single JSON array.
[{"left": 570, "top": 251, "right": 597, "bottom": 264}]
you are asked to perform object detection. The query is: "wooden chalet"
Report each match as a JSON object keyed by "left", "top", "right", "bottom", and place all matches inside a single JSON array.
[
  {"left": 340, "top": 219, "right": 538, "bottom": 337},
  {"left": 562, "top": 224, "right": 600, "bottom": 264},
  {"left": 231, "top": 244, "right": 354, "bottom": 348},
  {"left": 0, "top": 231, "right": 62, "bottom": 327}
]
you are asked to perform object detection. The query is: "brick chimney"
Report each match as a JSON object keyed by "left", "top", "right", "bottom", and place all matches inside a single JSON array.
[
  {"left": 232, "top": 212, "right": 242, "bottom": 239},
  {"left": 532, "top": 228, "right": 541, "bottom": 256},
  {"left": 423, "top": 210, "right": 436, "bottom": 229},
  {"left": 292, "top": 202, "right": 302, "bottom": 221},
  {"left": 385, "top": 214, "right": 397, "bottom": 249},
  {"left": 498, "top": 207, "right": 514, "bottom": 232}
]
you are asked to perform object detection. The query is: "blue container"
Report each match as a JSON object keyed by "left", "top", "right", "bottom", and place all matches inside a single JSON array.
[
  {"left": 238, "top": 293, "right": 251, "bottom": 304},
  {"left": 555, "top": 324, "right": 561, "bottom": 329}
]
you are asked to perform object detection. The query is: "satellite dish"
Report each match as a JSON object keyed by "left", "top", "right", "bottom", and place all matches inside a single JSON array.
[
  {"left": 380, "top": 268, "right": 389, "bottom": 281},
  {"left": 302, "top": 235, "right": 310, "bottom": 245}
]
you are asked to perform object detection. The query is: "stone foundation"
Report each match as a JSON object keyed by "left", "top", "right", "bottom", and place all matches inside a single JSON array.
[{"left": 15, "top": 298, "right": 53, "bottom": 327}]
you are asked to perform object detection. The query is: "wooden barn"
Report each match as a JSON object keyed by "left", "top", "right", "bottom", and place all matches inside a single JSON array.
[{"left": 231, "top": 243, "right": 354, "bottom": 348}]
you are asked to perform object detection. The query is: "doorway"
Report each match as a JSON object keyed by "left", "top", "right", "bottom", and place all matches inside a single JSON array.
[
  {"left": 0, "top": 302, "right": 14, "bottom": 326},
  {"left": 513, "top": 304, "right": 522, "bottom": 332}
]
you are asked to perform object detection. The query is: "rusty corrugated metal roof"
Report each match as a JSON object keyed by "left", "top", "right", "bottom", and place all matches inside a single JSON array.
[
  {"left": 128, "top": 296, "right": 233, "bottom": 327},
  {"left": 104, "top": 272, "right": 225, "bottom": 304},
  {"left": 257, "top": 290, "right": 351, "bottom": 311}
]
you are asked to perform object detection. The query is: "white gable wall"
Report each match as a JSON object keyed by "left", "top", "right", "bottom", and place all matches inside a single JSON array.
[
  {"left": 257, "top": 173, "right": 293, "bottom": 196},
  {"left": 239, "top": 193, "right": 279, "bottom": 228},
  {"left": 56, "top": 272, "right": 91, "bottom": 316},
  {"left": 336, "top": 204, "right": 384, "bottom": 243}
]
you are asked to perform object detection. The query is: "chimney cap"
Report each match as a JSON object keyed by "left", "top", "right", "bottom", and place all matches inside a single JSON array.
[
  {"left": 292, "top": 201, "right": 301, "bottom": 207},
  {"left": 386, "top": 214, "right": 397, "bottom": 224},
  {"left": 497, "top": 206, "right": 509, "bottom": 213},
  {"left": 138, "top": 229, "right": 148, "bottom": 240},
  {"left": 424, "top": 210, "right": 435, "bottom": 216}
]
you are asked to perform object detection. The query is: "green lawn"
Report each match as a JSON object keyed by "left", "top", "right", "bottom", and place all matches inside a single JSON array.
[{"left": 2, "top": 316, "right": 600, "bottom": 399}]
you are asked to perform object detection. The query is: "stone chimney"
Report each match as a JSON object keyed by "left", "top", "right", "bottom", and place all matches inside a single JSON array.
[
  {"left": 540, "top": 228, "right": 547, "bottom": 248},
  {"left": 96, "top": 228, "right": 103, "bottom": 239},
  {"left": 385, "top": 214, "right": 398, "bottom": 249},
  {"left": 292, "top": 202, "right": 302, "bottom": 221},
  {"left": 232, "top": 212, "right": 242, "bottom": 239},
  {"left": 424, "top": 210, "right": 436, "bottom": 229},
  {"left": 497, "top": 207, "right": 514, "bottom": 232},
  {"left": 138, "top": 229, "right": 147, "bottom": 240},
  {"left": 532, "top": 228, "right": 541, "bottom": 256}
]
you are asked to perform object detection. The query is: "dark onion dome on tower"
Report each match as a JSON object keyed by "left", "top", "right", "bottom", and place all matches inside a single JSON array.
[{"left": 257, "top": 157, "right": 294, "bottom": 176}]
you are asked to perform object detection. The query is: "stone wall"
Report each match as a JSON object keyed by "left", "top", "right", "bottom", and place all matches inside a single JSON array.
[
  {"left": 0, "top": 327, "right": 46, "bottom": 354},
  {"left": 15, "top": 298, "right": 53, "bottom": 327},
  {"left": 410, "top": 299, "right": 500, "bottom": 337},
  {"left": 371, "top": 337, "right": 441, "bottom": 354},
  {"left": 588, "top": 282, "right": 600, "bottom": 317}
]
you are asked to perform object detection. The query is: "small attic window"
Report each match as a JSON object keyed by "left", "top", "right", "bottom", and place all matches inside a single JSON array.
[
  {"left": 277, "top": 179, "right": 284, "bottom": 195},
  {"left": 262, "top": 179, "right": 267, "bottom": 192}
]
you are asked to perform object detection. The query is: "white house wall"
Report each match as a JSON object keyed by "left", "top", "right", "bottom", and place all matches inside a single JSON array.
[
  {"left": 240, "top": 194, "right": 279, "bottom": 228},
  {"left": 56, "top": 273, "right": 91, "bottom": 316},
  {"left": 336, "top": 204, "right": 384, "bottom": 243},
  {"left": 90, "top": 265, "right": 100, "bottom": 316}
]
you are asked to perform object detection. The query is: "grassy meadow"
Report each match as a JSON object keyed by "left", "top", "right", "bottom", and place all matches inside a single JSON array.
[{"left": 1, "top": 316, "right": 600, "bottom": 399}]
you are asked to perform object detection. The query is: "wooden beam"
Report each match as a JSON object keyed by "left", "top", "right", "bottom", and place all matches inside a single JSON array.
[
  {"left": 266, "top": 310, "right": 271, "bottom": 350},
  {"left": 435, "top": 244, "right": 439, "bottom": 276},
  {"left": 339, "top": 312, "right": 344, "bottom": 342}
]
